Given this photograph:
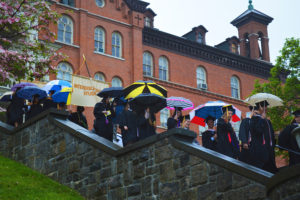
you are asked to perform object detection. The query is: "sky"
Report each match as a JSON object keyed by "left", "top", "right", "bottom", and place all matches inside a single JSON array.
[{"left": 145, "top": 0, "right": 300, "bottom": 64}]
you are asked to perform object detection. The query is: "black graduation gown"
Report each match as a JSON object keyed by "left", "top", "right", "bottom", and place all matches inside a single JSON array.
[
  {"left": 216, "top": 118, "right": 240, "bottom": 159},
  {"left": 239, "top": 118, "right": 252, "bottom": 164},
  {"left": 119, "top": 110, "right": 138, "bottom": 146},
  {"left": 202, "top": 130, "right": 217, "bottom": 151},
  {"left": 7, "top": 94, "right": 25, "bottom": 125},
  {"left": 68, "top": 112, "right": 88, "bottom": 129},
  {"left": 93, "top": 102, "right": 115, "bottom": 141},
  {"left": 42, "top": 98, "right": 57, "bottom": 111},
  {"left": 26, "top": 104, "right": 43, "bottom": 121},
  {"left": 278, "top": 123, "right": 300, "bottom": 166},
  {"left": 167, "top": 116, "right": 183, "bottom": 130},
  {"left": 138, "top": 113, "right": 156, "bottom": 140},
  {"left": 249, "top": 115, "right": 277, "bottom": 173}
]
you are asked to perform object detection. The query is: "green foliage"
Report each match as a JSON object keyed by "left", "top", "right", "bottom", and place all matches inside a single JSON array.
[
  {"left": 0, "top": 155, "right": 84, "bottom": 200},
  {"left": 251, "top": 38, "right": 300, "bottom": 132}
]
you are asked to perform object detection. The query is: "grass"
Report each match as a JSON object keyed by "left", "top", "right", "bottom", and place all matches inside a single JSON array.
[{"left": 0, "top": 155, "right": 84, "bottom": 200}]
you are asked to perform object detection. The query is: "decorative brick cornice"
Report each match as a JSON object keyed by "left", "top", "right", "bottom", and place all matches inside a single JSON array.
[
  {"left": 143, "top": 27, "right": 273, "bottom": 79},
  {"left": 144, "top": 76, "right": 247, "bottom": 107}
]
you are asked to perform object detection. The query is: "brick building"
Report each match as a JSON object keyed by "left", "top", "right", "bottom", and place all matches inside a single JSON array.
[{"left": 49, "top": 0, "right": 274, "bottom": 138}]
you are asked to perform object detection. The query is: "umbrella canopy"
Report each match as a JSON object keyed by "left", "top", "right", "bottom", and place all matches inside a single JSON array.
[
  {"left": 129, "top": 93, "right": 167, "bottom": 113},
  {"left": 16, "top": 86, "right": 47, "bottom": 100},
  {"left": 42, "top": 80, "right": 72, "bottom": 94},
  {"left": 52, "top": 87, "right": 72, "bottom": 105},
  {"left": 166, "top": 96, "right": 194, "bottom": 110},
  {"left": 0, "top": 91, "right": 13, "bottom": 102},
  {"left": 189, "top": 101, "right": 241, "bottom": 126},
  {"left": 123, "top": 80, "right": 167, "bottom": 100},
  {"left": 244, "top": 93, "right": 283, "bottom": 108},
  {"left": 97, "top": 87, "right": 123, "bottom": 98},
  {"left": 11, "top": 82, "right": 37, "bottom": 91}
]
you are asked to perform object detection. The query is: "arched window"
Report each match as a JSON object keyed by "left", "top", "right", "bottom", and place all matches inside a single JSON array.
[
  {"left": 159, "top": 56, "right": 168, "bottom": 81},
  {"left": 160, "top": 108, "right": 169, "bottom": 128},
  {"left": 94, "top": 72, "right": 105, "bottom": 82},
  {"left": 258, "top": 32, "right": 264, "bottom": 60},
  {"left": 58, "top": 15, "right": 73, "bottom": 44},
  {"left": 196, "top": 67, "right": 207, "bottom": 89},
  {"left": 112, "top": 77, "right": 122, "bottom": 87},
  {"left": 231, "top": 76, "right": 240, "bottom": 99},
  {"left": 143, "top": 52, "right": 153, "bottom": 77},
  {"left": 197, "top": 33, "right": 203, "bottom": 43},
  {"left": 112, "top": 32, "right": 122, "bottom": 58},
  {"left": 95, "top": 0, "right": 105, "bottom": 7},
  {"left": 60, "top": 0, "right": 75, "bottom": 7},
  {"left": 231, "top": 43, "right": 237, "bottom": 54},
  {"left": 57, "top": 62, "right": 73, "bottom": 82},
  {"left": 94, "top": 27, "right": 105, "bottom": 53},
  {"left": 244, "top": 33, "right": 250, "bottom": 58}
]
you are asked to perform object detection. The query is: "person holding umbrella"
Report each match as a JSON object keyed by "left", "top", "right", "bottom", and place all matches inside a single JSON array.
[
  {"left": 216, "top": 105, "right": 240, "bottom": 159},
  {"left": 7, "top": 87, "right": 25, "bottom": 127},
  {"left": 249, "top": 100, "right": 277, "bottom": 173},
  {"left": 26, "top": 94, "right": 43, "bottom": 121},
  {"left": 278, "top": 110, "right": 300, "bottom": 166},
  {"left": 137, "top": 107, "right": 156, "bottom": 140},
  {"left": 42, "top": 90, "right": 57, "bottom": 111},
  {"left": 202, "top": 116, "right": 217, "bottom": 151},
  {"left": 167, "top": 107, "right": 184, "bottom": 130},
  {"left": 93, "top": 97, "right": 115, "bottom": 141}
]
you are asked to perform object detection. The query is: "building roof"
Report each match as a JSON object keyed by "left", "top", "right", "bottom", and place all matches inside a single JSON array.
[
  {"left": 143, "top": 27, "right": 273, "bottom": 79},
  {"left": 231, "top": 8, "right": 273, "bottom": 27},
  {"left": 124, "top": 0, "right": 149, "bottom": 13}
]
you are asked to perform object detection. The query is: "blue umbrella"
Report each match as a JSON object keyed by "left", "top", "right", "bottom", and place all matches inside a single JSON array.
[
  {"left": 97, "top": 87, "right": 123, "bottom": 98},
  {"left": 42, "top": 80, "right": 72, "bottom": 94},
  {"left": 17, "top": 86, "right": 47, "bottom": 100}
]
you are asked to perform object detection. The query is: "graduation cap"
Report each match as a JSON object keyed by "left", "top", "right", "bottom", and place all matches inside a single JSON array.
[
  {"left": 292, "top": 110, "right": 300, "bottom": 117},
  {"left": 205, "top": 116, "right": 216, "bottom": 123},
  {"left": 222, "top": 105, "right": 235, "bottom": 114},
  {"left": 255, "top": 100, "right": 269, "bottom": 108}
]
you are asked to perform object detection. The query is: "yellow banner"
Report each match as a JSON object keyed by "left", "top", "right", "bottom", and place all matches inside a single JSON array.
[{"left": 71, "top": 75, "right": 109, "bottom": 107}]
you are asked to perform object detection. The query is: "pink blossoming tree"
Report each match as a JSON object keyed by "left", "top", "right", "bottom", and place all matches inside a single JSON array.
[{"left": 0, "top": 0, "right": 64, "bottom": 85}]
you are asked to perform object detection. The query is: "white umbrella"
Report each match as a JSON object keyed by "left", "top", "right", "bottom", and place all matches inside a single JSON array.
[{"left": 244, "top": 93, "right": 283, "bottom": 108}]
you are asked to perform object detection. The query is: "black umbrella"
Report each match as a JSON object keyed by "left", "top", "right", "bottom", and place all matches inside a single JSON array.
[
  {"left": 129, "top": 93, "right": 167, "bottom": 113},
  {"left": 97, "top": 87, "right": 123, "bottom": 98}
]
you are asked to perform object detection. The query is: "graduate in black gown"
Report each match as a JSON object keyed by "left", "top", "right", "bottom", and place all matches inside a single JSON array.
[
  {"left": 42, "top": 90, "right": 57, "bottom": 111},
  {"left": 68, "top": 106, "right": 88, "bottom": 129},
  {"left": 239, "top": 106, "right": 254, "bottom": 164},
  {"left": 119, "top": 103, "right": 139, "bottom": 147},
  {"left": 202, "top": 116, "right": 217, "bottom": 151},
  {"left": 278, "top": 110, "right": 300, "bottom": 166},
  {"left": 138, "top": 107, "right": 156, "bottom": 140},
  {"left": 7, "top": 87, "right": 25, "bottom": 127},
  {"left": 249, "top": 100, "right": 277, "bottom": 173},
  {"left": 167, "top": 107, "right": 183, "bottom": 130},
  {"left": 216, "top": 105, "right": 240, "bottom": 159},
  {"left": 26, "top": 94, "right": 43, "bottom": 121},
  {"left": 93, "top": 97, "right": 115, "bottom": 141}
]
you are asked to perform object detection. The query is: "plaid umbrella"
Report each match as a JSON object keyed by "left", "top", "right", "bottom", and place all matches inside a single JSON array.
[{"left": 123, "top": 80, "right": 167, "bottom": 100}]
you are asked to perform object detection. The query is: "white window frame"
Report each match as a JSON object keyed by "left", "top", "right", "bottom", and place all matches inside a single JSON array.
[
  {"left": 231, "top": 76, "right": 240, "bottom": 99},
  {"left": 159, "top": 56, "right": 168, "bottom": 81},
  {"left": 143, "top": 52, "right": 153, "bottom": 77},
  {"left": 95, "top": 27, "right": 105, "bottom": 53},
  {"left": 196, "top": 67, "right": 206, "bottom": 86},
  {"left": 112, "top": 77, "right": 122, "bottom": 87},
  {"left": 145, "top": 17, "right": 151, "bottom": 27},
  {"left": 57, "top": 62, "right": 73, "bottom": 82},
  {"left": 112, "top": 32, "right": 122, "bottom": 58},
  {"left": 58, "top": 15, "right": 73, "bottom": 44},
  {"left": 94, "top": 72, "right": 105, "bottom": 82},
  {"left": 160, "top": 108, "right": 169, "bottom": 128}
]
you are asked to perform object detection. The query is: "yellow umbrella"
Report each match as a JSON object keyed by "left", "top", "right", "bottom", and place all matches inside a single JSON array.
[
  {"left": 123, "top": 80, "right": 167, "bottom": 99},
  {"left": 52, "top": 87, "right": 72, "bottom": 105}
]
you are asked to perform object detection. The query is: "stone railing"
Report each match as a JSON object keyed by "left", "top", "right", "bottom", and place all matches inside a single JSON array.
[{"left": 0, "top": 109, "right": 300, "bottom": 199}]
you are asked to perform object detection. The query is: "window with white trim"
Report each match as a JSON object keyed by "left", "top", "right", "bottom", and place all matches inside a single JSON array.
[
  {"left": 60, "top": 0, "right": 75, "bottom": 7},
  {"left": 94, "top": 72, "right": 105, "bottom": 82},
  {"left": 196, "top": 67, "right": 206, "bottom": 89},
  {"left": 143, "top": 52, "right": 153, "bottom": 77},
  {"left": 160, "top": 108, "right": 169, "bottom": 128},
  {"left": 112, "top": 77, "right": 122, "bottom": 87},
  {"left": 95, "top": 27, "right": 105, "bottom": 53},
  {"left": 159, "top": 56, "right": 168, "bottom": 81},
  {"left": 58, "top": 15, "right": 73, "bottom": 44},
  {"left": 112, "top": 32, "right": 122, "bottom": 58},
  {"left": 231, "top": 76, "right": 240, "bottom": 99},
  {"left": 57, "top": 62, "right": 73, "bottom": 82}
]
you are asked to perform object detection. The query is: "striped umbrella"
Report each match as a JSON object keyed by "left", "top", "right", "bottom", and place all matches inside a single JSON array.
[
  {"left": 123, "top": 80, "right": 167, "bottom": 100},
  {"left": 42, "top": 80, "right": 72, "bottom": 94},
  {"left": 166, "top": 96, "right": 194, "bottom": 110},
  {"left": 52, "top": 87, "right": 72, "bottom": 105}
]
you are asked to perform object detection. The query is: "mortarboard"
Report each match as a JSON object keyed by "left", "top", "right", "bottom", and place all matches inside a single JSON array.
[
  {"left": 222, "top": 104, "right": 235, "bottom": 114},
  {"left": 205, "top": 116, "right": 216, "bottom": 123}
]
